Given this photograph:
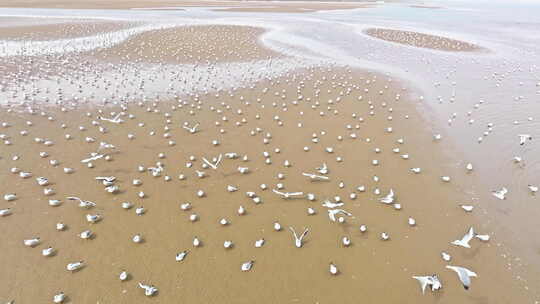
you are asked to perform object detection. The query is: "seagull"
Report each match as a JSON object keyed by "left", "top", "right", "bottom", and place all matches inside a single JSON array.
[
  {"left": 98, "top": 141, "right": 115, "bottom": 151},
  {"left": 322, "top": 200, "right": 344, "bottom": 208},
  {"left": 461, "top": 205, "right": 474, "bottom": 212},
  {"left": 273, "top": 222, "right": 281, "bottom": 231},
  {"left": 86, "top": 214, "right": 101, "bottom": 223},
  {"left": 327, "top": 209, "right": 352, "bottom": 222},
  {"left": 379, "top": 189, "right": 395, "bottom": 204},
  {"left": 80, "top": 230, "right": 93, "bottom": 239},
  {"left": 0, "top": 208, "right": 12, "bottom": 216},
  {"left": 289, "top": 227, "right": 309, "bottom": 248},
  {"left": 528, "top": 185, "right": 538, "bottom": 193},
  {"left": 329, "top": 262, "right": 339, "bottom": 275},
  {"left": 176, "top": 250, "right": 188, "bottom": 261},
  {"left": 272, "top": 189, "right": 304, "bottom": 199},
  {"left": 241, "top": 260, "right": 254, "bottom": 271},
  {"left": 441, "top": 252, "right": 451, "bottom": 261},
  {"left": 95, "top": 176, "right": 116, "bottom": 185},
  {"left": 98, "top": 113, "right": 123, "bottom": 124},
  {"left": 81, "top": 152, "right": 104, "bottom": 163},
  {"left": 42, "top": 246, "right": 55, "bottom": 256},
  {"left": 412, "top": 275, "right": 442, "bottom": 294},
  {"left": 202, "top": 154, "right": 222, "bottom": 170},
  {"left": 451, "top": 227, "right": 474, "bottom": 248},
  {"left": 302, "top": 172, "right": 330, "bottom": 180},
  {"left": 23, "top": 237, "right": 40, "bottom": 247},
  {"left": 446, "top": 265, "right": 477, "bottom": 290},
  {"left": 475, "top": 234, "right": 490, "bottom": 241},
  {"left": 492, "top": 187, "right": 508, "bottom": 200},
  {"left": 183, "top": 122, "right": 199, "bottom": 134},
  {"left": 66, "top": 261, "right": 84, "bottom": 271},
  {"left": 119, "top": 271, "right": 129, "bottom": 281},
  {"left": 53, "top": 292, "right": 66, "bottom": 303},
  {"left": 138, "top": 282, "right": 158, "bottom": 296},
  {"left": 316, "top": 163, "right": 329, "bottom": 175},
  {"left": 255, "top": 239, "right": 265, "bottom": 248},
  {"left": 3, "top": 193, "right": 16, "bottom": 201},
  {"left": 518, "top": 134, "right": 532, "bottom": 145},
  {"left": 410, "top": 167, "right": 421, "bottom": 174}
]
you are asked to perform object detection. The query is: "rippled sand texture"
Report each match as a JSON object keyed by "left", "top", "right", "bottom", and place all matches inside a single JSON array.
[{"left": 364, "top": 28, "right": 483, "bottom": 52}]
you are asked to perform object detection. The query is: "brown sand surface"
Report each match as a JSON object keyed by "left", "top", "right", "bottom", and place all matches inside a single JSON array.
[
  {"left": 90, "top": 25, "right": 282, "bottom": 64},
  {"left": 0, "top": 19, "right": 136, "bottom": 41},
  {"left": 0, "top": 65, "right": 530, "bottom": 303},
  {"left": 0, "top": 0, "right": 373, "bottom": 11},
  {"left": 364, "top": 28, "right": 484, "bottom": 52}
]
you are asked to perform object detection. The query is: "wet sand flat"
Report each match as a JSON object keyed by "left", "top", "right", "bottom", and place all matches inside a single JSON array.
[
  {"left": 0, "top": 66, "right": 529, "bottom": 303},
  {"left": 0, "top": 19, "right": 136, "bottom": 40},
  {"left": 90, "top": 25, "right": 282, "bottom": 64},
  {"left": 0, "top": 7, "right": 539, "bottom": 304},
  {"left": 364, "top": 28, "right": 483, "bottom": 52},
  {"left": 0, "top": 0, "right": 373, "bottom": 11}
]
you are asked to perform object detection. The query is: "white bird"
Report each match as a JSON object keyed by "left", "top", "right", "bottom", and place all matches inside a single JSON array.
[
  {"left": 316, "top": 163, "right": 329, "bottom": 175},
  {"left": 441, "top": 252, "right": 451, "bottom": 262},
  {"left": 66, "top": 261, "right": 84, "bottom": 271},
  {"left": 119, "top": 271, "right": 129, "bottom": 281},
  {"left": 86, "top": 214, "right": 101, "bottom": 223},
  {"left": 492, "top": 187, "right": 508, "bottom": 200},
  {"left": 466, "top": 163, "right": 473, "bottom": 171},
  {"left": 4, "top": 194, "right": 16, "bottom": 201},
  {"left": 98, "top": 141, "right": 115, "bottom": 151},
  {"left": 23, "top": 237, "right": 40, "bottom": 247},
  {"left": 408, "top": 217, "right": 416, "bottom": 226},
  {"left": 36, "top": 177, "right": 49, "bottom": 186},
  {"left": 255, "top": 239, "right": 265, "bottom": 248},
  {"left": 53, "top": 292, "right": 66, "bottom": 303},
  {"left": 327, "top": 209, "right": 352, "bottom": 222},
  {"left": 66, "top": 197, "right": 95, "bottom": 209},
  {"left": 193, "top": 237, "right": 201, "bottom": 247},
  {"left": 446, "top": 265, "right": 477, "bottom": 290},
  {"left": 441, "top": 176, "right": 451, "bottom": 182},
  {"left": 302, "top": 172, "right": 330, "bottom": 180},
  {"left": 80, "top": 230, "right": 93, "bottom": 239},
  {"left": 451, "top": 227, "right": 475, "bottom": 248},
  {"left": 412, "top": 275, "right": 442, "bottom": 294},
  {"left": 81, "top": 152, "right": 104, "bottom": 163},
  {"left": 180, "top": 202, "right": 191, "bottom": 211},
  {"left": 56, "top": 223, "right": 66, "bottom": 231},
  {"left": 329, "top": 262, "right": 339, "bottom": 275},
  {"left": 379, "top": 189, "right": 395, "bottom": 204},
  {"left": 0, "top": 208, "right": 11, "bottom": 216},
  {"left": 273, "top": 222, "right": 281, "bottom": 231},
  {"left": 518, "top": 134, "right": 532, "bottom": 145},
  {"left": 202, "top": 154, "right": 222, "bottom": 170},
  {"left": 241, "top": 260, "right": 254, "bottom": 271},
  {"left": 322, "top": 200, "right": 344, "bottom": 208},
  {"left": 176, "top": 250, "right": 188, "bottom": 261},
  {"left": 289, "top": 227, "right": 309, "bottom": 248},
  {"left": 237, "top": 205, "right": 246, "bottom": 215},
  {"left": 98, "top": 113, "right": 123, "bottom": 124},
  {"left": 528, "top": 185, "right": 538, "bottom": 193},
  {"left": 381, "top": 232, "right": 390, "bottom": 240},
  {"left": 410, "top": 167, "right": 421, "bottom": 174},
  {"left": 272, "top": 189, "right": 304, "bottom": 199},
  {"left": 42, "top": 246, "right": 55, "bottom": 256},
  {"left": 135, "top": 207, "right": 145, "bottom": 215},
  {"left": 183, "top": 123, "right": 199, "bottom": 134},
  {"left": 224, "top": 241, "right": 233, "bottom": 249},
  {"left": 138, "top": 282, "right": 158, "bottom": 296},
  {"left": 121, "top": 202, "right": 133, "bottom": 209},
  {"left": 461, "top": 205, "right": 474, "bottom": 212},
  {"left": 132, "top": 234, "right": 143, "bottom": 243},
  {"left": 342, "top": 237, "right": 351, "bottom": 247}
]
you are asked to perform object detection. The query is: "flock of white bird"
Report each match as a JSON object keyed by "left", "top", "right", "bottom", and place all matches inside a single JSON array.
[{"left": 0, "top": 15, "right": 537, "bottom": 304}]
